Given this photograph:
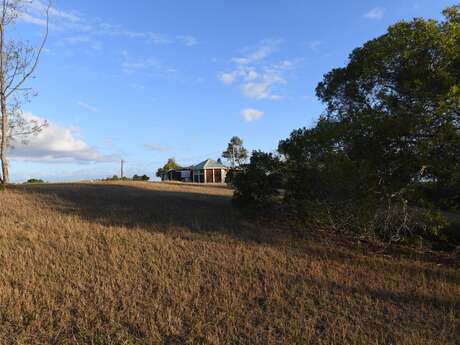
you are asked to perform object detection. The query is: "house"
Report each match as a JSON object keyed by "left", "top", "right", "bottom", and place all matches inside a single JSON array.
[
  {"left": 159, "top": 159, "right": 228, "bottom": 184},
  {"left": 160, "top": 165, "right": 192, "bottom": 182}
]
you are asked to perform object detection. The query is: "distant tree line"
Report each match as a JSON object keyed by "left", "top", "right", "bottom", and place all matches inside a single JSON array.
[
  {"left": 24, "top": 178, "right": 46, "bottom": 184},
  {"left": 230, "top": 6, "right": 460, "bottom": 244},
  {"left": 102, "top": 174, "right": 150, "bottom": 182}
]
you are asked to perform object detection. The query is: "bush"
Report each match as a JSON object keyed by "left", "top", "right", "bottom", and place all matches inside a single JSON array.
[
  {"left": 133, "top": 174, "right": 150, "bottom": 181},
  {"left": 232, "top": 151, "right": 283, "bottom": 212},
  {"left": 25, "top": 178, "right": 46, "bottom": 184},
  {"left": 102, "top": 175, "right": 129, "bottom": 182}
]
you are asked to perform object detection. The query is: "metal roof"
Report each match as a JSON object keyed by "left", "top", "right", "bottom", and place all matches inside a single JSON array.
[{"left": 192, "top": 159, "right": 227, "bottom": 170}]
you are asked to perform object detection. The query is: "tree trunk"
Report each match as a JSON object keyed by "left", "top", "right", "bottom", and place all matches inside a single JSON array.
[
  {"left": 0, "top": 92, "right": 8, "bottom": 185},
  {"left": 0, "top": 2, "right": 7, "bottom": 185},
  {"left": 0, "top": 0, "right": 49, "bottom": 185}
]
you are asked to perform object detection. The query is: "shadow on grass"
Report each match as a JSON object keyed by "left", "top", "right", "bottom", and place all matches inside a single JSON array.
[
  {"left": 322, "top": 278, "right": 459, "bottom": 312},
  {"left": 12, "top": 183, "right": 460, "bottom": 270},
  {"left": 15, "top": 183, "right": 277, "bottom": 244}
]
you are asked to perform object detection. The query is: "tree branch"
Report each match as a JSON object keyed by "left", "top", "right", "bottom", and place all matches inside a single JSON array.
[{"left": 5, "top": 1, "right": 50, "bottom": 98}]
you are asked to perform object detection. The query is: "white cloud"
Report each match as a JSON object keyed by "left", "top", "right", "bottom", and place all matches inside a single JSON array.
[
  {"left": 25, "top": 0, "right": 81, "bottom": 23},
  {"left": 176, "top": 35, "right": 198, "bottom": 47},
  {"left": 147, "top": 32, "right": 174, "bottom": 44},
  {"left": 144, "top": 144, "right": 172, "bottom": 152},
  {"left": 77, "top": 101, "right": 98, "bottom": 113},
  {"left": 364, "top": 7, "right": 385, "bottom": 20},
  {"left": 121, "top": 51, "right": 176, "bottom": 76},
  {"left": 219, "top": 40, "right": 294, "bottom": 101},
  {"left": 18, "top": 12, "right": 49, "bottom": 26},
  {"left": 306, "top": 41, "right": 322, "bottom": 52},
  {"left": 242, "top": 82, "right": 280, "bottom": 101},
  {"left": 64, "top": 36, "right": 102, "bottom": 51},
  {"left": 219, "top": 72, "right": 237, "bottom": 85},
  {"left": 241, "top": 108, "right": 264, "bottom": 122},
  {"left": 18, "top": 0, "right": 83, "bottom": 30},
  {"left": 10, "top": 112, "right": 116, "bottom": 163},
  {"left": 232, "top": 39, "right": 281, "bottom": 65},
  {"left": 241, "top": 68, "right": 286, "bottom": 100},
  {"left": 18, "top": 1, "right": 198, "bottom": 49}
]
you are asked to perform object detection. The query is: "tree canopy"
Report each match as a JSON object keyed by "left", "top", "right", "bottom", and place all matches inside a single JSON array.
[
  {"left": 315, "top": 5, "right": 460, "bottom": 193},
  {"left": 156, "top": 158, "right": 179, "bottom": 177},
  {"left": 222, "top": 136, "right": 248, "bottom": 167},
  {"left": 232, "top": 5, "right": 460, "bottom": 242}
]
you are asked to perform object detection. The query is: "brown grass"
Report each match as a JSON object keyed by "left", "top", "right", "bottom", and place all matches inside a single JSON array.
[{"left": 0, "top": 181, "right": 458, "bottom": 345}]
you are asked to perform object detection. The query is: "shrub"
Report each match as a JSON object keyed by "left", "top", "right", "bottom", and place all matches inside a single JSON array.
[
  {"left": 102, "top": 175, "right": 129, "bottom": 182},
  {"left": 133, "top": 174, "right": 150, "bottom": 181},
  {"left": 232, "top": 151, "right": 283, "bottom": 212},
  {"left": 25, "top": 178, "right": 46, "bottom": 184}
]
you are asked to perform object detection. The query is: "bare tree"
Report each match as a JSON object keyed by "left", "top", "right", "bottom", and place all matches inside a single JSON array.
[{"left": 0, "top": 0, "right": 49, "bottom": 185}]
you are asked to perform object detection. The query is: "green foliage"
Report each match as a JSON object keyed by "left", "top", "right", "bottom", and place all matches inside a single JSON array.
[
  {"left": 315, "top": 6, "right": 460, "bottom": 195},
  {"left": 25, "top": 178, "right": 46, "bottom": 184},
  {"left": 133, "top": 174, "right": 150, "bottom": 181},
  {"left": 222, "top": 136, "right": 248, "bottom": 167},
  {"left": 103, "top": 175, "right": 128, "bottom": 182},
  {"left": 225, "top": 167, "right": 244, "bottom": 185},
  {"left": 156, "top": 158, "right": 179, "bottom": 177},
  {"left": 232, "top": 151, "right": 283, "bottom": 211},
  {"left": 232, "top": 6, "right": 460, "bottom": 243},
  {"left": 421, "top": 208, "right": 451, "bottom": 241}
]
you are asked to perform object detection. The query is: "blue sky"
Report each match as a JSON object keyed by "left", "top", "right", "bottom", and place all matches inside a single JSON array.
[{"left": 9, "top": 0, "right": 454, "bottom": 181}]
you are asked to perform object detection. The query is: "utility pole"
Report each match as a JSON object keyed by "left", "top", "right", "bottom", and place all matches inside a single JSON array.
[
  {"left": 232, "top": 145, "right": 235, "bottom": 168},
  {"left": 121, "top": 159, "right": 125, "bottom": 179}
]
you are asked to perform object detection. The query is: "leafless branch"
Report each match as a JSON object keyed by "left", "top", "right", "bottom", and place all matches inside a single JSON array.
[{"left": 5, "top": 1, "right": 50, "bottom": 98}]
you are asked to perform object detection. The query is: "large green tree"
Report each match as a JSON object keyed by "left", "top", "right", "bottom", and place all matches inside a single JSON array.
[
  {"left": 315, "top": 5, "right": 460, "bottom": 196},
  {"left": 233, "top": 6, "right": 460, "bottom": 241}
]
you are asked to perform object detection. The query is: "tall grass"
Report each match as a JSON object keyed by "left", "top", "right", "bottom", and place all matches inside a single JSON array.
[{"left": 0, "top": 182, "right": 458, "bottom": 344}]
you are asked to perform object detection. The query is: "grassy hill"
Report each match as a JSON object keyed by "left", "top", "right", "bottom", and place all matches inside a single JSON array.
[{"left": 0, "top": 182, "right": 458, "bottom": 344}]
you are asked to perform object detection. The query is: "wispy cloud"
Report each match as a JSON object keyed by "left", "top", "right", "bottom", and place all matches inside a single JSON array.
[
  {"left": 18, "top": 0, "right": 86, "bottom": 30},
  {"left": 241, "top": 108, "right": 264, "bottom": 122},
  {"left": 364, "top": 7, "right": 385, "bottom": 20},
  {"left": 121, "top": 51, "right": 176, "bottom": 77},
  {"left": 18, "top": 1, "right": 198, "bottom": 48},
  {"left": 18, "top": 12, "right": 49, "bottom": 26},
  {"left": 144, "top": 143, "right": 172, "bottom": 152},
  {"left": 231, "top": 39, "right": 281, "bottom": 65},
  {"left": 146, "top": 32, "right": 173, "bottom": 44},
  {"left": 306, "top": 40, "right": 323, "bottom": 52},
  {"left": 219, "top": 72, "right": 238, "bottom": 85},
  {"left": 64, "top": 36, "right": 102, "bottom": 51},
  {"left": 77, "top": 101, "right": 98, "bottom": 113},
  {"left": 25, "top": 0, "right": 81, "bottom": 23},
  {"left": 219, "top": 40, "right": 295, "bottom": 101},
  {"left": 127, "top": 83, "right": 146, "bottom": 90},
  {"left": 177, "top": 35, "right": 198, "bottom": 47},
  {"left": 241, "top": 74, "right": 285, "bottom": 101},
  {"left": 10, "top": 112, "right": 116, "bottom": 163}
]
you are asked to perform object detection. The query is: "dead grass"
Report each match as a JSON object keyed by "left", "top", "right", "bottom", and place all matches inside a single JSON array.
[{"left": 0, "top": 181, "right": 458, "bottom": 345}]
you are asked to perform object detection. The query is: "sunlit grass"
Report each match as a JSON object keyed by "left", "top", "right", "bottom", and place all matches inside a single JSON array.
[{"left": 0, "top": 182, "right": 458, "bottom": 344}]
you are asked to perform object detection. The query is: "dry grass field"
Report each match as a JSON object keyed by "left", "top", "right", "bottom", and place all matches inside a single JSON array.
[{"left": 0, "top": 181, "right": 458, "bottom": 345}]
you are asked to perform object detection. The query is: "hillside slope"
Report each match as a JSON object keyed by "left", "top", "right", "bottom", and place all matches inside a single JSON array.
[{"left": 0, "top": 182, "right": 458, "bottom": 344}]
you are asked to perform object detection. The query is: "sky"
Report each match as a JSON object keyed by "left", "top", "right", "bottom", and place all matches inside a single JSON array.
[{"left": 7, "top": 0, "right": 455, "bottom": 182}]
